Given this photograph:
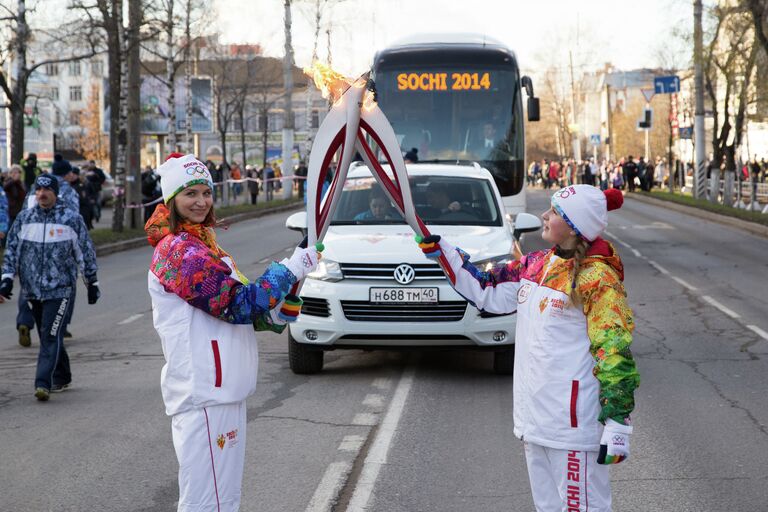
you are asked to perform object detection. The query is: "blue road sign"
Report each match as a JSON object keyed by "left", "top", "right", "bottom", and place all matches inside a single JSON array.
[
  {"left": 654, "top": 75, "right": 680, "bottom": 94},
  {"left": 590, "top": 134, "right": 600, "bottom": 145},
  {"left": 678, "top": 126, "right": 693, "bottom": 139}
]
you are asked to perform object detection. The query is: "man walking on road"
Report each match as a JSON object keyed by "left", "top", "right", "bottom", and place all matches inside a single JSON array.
[{"left": 0, "top": 175, "right": 100, "bottom": 401}]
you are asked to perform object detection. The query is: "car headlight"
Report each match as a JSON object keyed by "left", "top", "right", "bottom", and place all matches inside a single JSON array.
[
  {"left": 473, "top": 254, "right": 514, "bottom": 272},
  {"left": 307, "top": 259, "right": 344, "bottom": 282}
]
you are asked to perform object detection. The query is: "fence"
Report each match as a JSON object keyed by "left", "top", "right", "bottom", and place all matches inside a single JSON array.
[{"left": 684, "top": 175, "right": 768, "bottom": 213}]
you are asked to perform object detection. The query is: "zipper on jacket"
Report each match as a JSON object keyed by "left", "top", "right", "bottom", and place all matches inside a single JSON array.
[
  {"left": 39, "top": 209, "right": 48, "bottom": 294},
  {"left": 211, "top": 340, "right": 222, "bottom": 387},
  {"left": 570, "top": 380, "right": 579, "bottom": 428}
]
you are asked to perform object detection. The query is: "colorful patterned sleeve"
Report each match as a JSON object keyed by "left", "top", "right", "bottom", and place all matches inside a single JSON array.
[
  {"left": 579, "top": 263, "right": 641, "bottom": 424},
  {"left": 437, "top": 238, "right": 534, "bottom": 314},
  {"left": 151, "top": 235, "right": 296, "bottom": 324}
]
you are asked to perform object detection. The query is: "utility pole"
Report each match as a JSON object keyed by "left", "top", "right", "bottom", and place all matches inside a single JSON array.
[
  {"left": 281, "top": 0, "right": 295, "bottom": 199},
  {"left": 568, "top": 51, "right": 581, "bottom": 162},
  {"left": 126, "top": 0, "right": 142, "bottom": 229},
  {"left": 693, "top": 0, "right": 706, "bottom": 198}
]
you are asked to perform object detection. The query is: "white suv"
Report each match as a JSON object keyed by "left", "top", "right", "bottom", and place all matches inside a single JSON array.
[{"left": 285, "top": 163, "right": 540, "bottom": 375}]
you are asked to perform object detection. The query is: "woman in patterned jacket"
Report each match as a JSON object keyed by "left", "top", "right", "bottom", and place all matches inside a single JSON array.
[
  {"left": 146, "top": 153, "right": 321, "bottom": 512},
  {"left": 417, "top": 185, "right": 640, "bottom": 512}
]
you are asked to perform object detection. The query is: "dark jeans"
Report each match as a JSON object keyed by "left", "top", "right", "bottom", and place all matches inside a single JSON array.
[
  {"left": 30, "top": 296, "right": 73, "bottom": 390},
  {"left": 17, "top": 290, "right": 34, "bottom": 329},
  {"left": 250, "top": 192, "right": 258, "bottom": 205}
]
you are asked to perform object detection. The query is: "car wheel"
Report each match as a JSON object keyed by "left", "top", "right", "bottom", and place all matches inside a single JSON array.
[
  {"left": 289, "top": 333, "right": 323, "bottom": 374},
  {"left": 493, "top": 346, "right": 515, "bottom": 375}
]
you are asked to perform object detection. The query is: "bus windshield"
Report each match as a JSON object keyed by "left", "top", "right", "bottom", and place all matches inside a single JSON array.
[{"left": 374, "top": 65, "right": 524, "bottom": 195}]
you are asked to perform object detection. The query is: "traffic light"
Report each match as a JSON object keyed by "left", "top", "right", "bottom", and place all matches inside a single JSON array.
[{"left": 638, "top": 108, "right": 653, "bottom": 129}]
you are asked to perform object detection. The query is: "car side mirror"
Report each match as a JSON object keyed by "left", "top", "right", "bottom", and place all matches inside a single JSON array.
[
  {"left": 285, "top": 211, "right": 308, "bottom": 237},
  {"left": 513, "top": 212, "right": 541, "bottom": 240}
]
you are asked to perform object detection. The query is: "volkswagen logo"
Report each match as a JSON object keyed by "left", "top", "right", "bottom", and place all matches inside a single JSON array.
[{"left": 393, "top": 264, "right": 415, "bottom": 285}]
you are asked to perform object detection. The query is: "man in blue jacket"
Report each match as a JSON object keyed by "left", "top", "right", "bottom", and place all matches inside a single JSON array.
[{"left": 0, "top": 175, "right": 100, "bottom": 401}]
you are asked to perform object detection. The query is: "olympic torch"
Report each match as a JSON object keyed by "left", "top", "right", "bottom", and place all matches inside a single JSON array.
[{"left": 289, "top": 63, "right": 455, "bottom": 299}]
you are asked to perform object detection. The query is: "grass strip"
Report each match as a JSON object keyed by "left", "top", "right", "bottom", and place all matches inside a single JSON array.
[{"left": 641, "top": 190, "right": 768, "bottom": 227}]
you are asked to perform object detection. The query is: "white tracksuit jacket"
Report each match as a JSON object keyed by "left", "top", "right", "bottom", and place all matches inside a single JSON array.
[{"left": 437, "top": 237, "right": 640, "bottom": 451}]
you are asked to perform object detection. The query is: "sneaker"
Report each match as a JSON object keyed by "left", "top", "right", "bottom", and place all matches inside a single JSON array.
[
  {"left": 63, "top": 331, "right": 73, "bottom": 339},
  {"left": 34, "top": 388, "right": 50, "bottom": 401},
  {"left": 18, "top": 325, "right": 31, "bottom": 347},
  {"left": 51, "top": 383, "right": 70, "bottom": 393}
]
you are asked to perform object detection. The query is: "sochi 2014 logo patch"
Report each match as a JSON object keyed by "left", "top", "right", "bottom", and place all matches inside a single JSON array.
[
  {"left": 217, "top": 434, "right": 226, "bottom": 450},
  {"left": 539, "top": 297, "right": 549, "bottom": 313},
  {"left": 302, "top": 254, "right": 313, "bottom": 268},
  {"left": 517, "top": 283, "right": 532, "bottom": 303}
]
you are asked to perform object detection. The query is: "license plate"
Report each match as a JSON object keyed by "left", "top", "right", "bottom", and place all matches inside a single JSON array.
[{"left": 369, "top": 287, "right": 439, "bottom": 304}]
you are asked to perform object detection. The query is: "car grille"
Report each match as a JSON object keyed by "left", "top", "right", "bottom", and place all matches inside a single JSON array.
[
  {"left": 340, "top": 262, "right": 444, "bottom": 281},
  {"left": 340, "top": 300, "right": 467, "bottom": 322},
  {"left": 300, "top": 296, "right": 331, "bottom": 317}
]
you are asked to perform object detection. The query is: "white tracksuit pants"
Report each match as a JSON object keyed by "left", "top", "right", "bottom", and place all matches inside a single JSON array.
[
  {"left": 524, "top": 441, "right": 612, "bottom": 512},
  {"left": 172, "top": 401, "right": 247, "bottom": 512}
]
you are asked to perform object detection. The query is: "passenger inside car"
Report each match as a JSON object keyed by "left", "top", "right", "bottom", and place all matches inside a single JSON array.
[{"left": 354, "top": 191, "right": 395, "bottom": 221}]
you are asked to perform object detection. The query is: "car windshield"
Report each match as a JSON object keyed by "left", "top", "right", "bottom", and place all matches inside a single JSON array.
[{"left": 331, "top": 175, "right": 502, "bottom": 226}]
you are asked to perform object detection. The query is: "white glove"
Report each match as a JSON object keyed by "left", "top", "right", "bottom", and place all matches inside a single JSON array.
[
  {"left": 597, "top": 418, "right": 633, "bottom": 465},
  {"left": 281, "top": 246, "right": 320, "bottom": 281}
]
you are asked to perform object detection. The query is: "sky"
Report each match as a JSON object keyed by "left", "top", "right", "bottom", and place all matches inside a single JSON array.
[{"left": 213, "top": 0, "right": 693, "bottom": 77}]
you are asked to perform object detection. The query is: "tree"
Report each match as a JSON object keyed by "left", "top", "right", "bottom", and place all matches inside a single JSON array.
[
  {"left": 281, "top": 0, "right": 295, "bottom": 199},
  {"left": 703, "top": 4, "right": 758, "bottom": 175},
  {"left": 72, "top": 84, "right": 110, "bottom": 164},
  {"left": 0, "top": 0, "right": 101, "bottom": 164}
]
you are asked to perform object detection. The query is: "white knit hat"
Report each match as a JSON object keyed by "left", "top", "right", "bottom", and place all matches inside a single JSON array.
[
  {"left": 551, "top": 185, "right": 623, "bottom": 242},
  {"left": 156, "top": 153, "right": 214, "bottom": 203}
]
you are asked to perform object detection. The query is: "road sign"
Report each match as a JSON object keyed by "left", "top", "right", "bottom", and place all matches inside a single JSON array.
[
  {"left": 589, "top": 134, "right": 600, "bottom": 145},
  {"left": 641, "top": 88, "right": 655, "bottom": 103},
  {"left": 654, "top": 75, "right": 680, "bottom": 94},
  {"left": 678, "top": 126, "right": 693, "bottom": 139}
]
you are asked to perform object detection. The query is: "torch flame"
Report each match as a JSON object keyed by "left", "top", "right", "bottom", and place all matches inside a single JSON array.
[{"left": 304, "top": 61, "right": 376, "bottom": 109}]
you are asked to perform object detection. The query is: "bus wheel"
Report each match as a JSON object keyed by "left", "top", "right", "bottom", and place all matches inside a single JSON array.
[
  {"left": 493, "top": 346, "right": 515, "bottom": 375},
  {"left": 289, "top": 333, "right": 324, "bottom": 374}
]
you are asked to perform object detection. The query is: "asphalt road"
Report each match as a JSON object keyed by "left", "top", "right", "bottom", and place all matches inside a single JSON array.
[{"left": 0, "top": 188, "right": 766, "bottom": 511}]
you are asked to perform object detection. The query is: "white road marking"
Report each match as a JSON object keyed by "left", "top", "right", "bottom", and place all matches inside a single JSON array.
[
  {"left": 347, "top": 367, "right": 416, "bottom": 511},
  {"left": 648, "top": 261, "right": 670, "bottom": 275},
  {"left": 258, "top": 258, "right": 269, "bottom": 264},
  {"left": 604, "top": 230, "right": 632, "bottom": 248},
  {"left": 747, "top": 325, "right": 768, "bottom": 341},
  {"left": 285, "top": 247, "right": 293, "bottom": 253},
  {"left": 304, "top": 461, "right": 353, "bottom": 512},
  {"left": 338, "top": 435, "right": 365, "bottom": 452},
  {"left": 671, "top": 276, "right": 698, "bottom": 291},
  {"left": 631, "top": 248, "right": 642, "bottom": 258},
  {"left": 362, "top": 394, "right": 385, "bottom": 408},
  {"left": 702, "top": 295, "right": 741, "bottom": 319},
  {"left": 371, "top": 378, "right": 392, "bottom": 390},
  {"left": 352, "top": 413, "right": 378, "bottom": 426},
  {"left": 118, "top": 314, "right": 143, "bottom": 325}
]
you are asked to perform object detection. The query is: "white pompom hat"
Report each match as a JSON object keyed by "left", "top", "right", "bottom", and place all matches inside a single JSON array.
[
  {"left": 551, "top": 185, "right": 624, "bottom": 242},
  {"left": 156, "top": 153, "right": 214, "bottom": 203}
]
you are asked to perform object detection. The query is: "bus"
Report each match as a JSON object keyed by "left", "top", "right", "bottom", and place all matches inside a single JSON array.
[{"left": 371, "top": 33, "right": 539, "bottom": 216}]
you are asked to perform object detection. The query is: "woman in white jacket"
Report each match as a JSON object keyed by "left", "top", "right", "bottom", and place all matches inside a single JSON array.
[
  {"left": 417, "top": 185, "right": 640, "bottom": 512},
  {"left": 146, "top": 153, "right": 321, "bottom": 511}
]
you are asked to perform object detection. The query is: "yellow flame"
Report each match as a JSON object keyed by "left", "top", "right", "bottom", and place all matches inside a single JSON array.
[{"left": 304, "top": 61, "right": 375, "bottom": 109}]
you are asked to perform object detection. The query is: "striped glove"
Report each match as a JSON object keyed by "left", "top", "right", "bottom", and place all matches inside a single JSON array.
[
  {"left": 597, "top": 418, "right": 633, "bottom": 465},
  {"left": 415, "top": 235, "right": 442, "bottom": 259},
  {"left": 277, "top": 294, "right": 303, "bottom": 323}
]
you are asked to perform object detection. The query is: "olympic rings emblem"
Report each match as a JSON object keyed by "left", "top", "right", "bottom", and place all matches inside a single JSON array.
[{"left": 186, "top": 164, "right": 209, "bottom": 177}]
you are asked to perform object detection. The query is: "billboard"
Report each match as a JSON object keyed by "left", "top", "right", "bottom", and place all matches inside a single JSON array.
[{"left": 103, "top": 76, "right": 213, "bottom": 134}]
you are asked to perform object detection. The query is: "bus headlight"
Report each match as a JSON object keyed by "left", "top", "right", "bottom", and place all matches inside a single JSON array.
[{"left": 307, "top": 259, "right": 344, "bottom": 282}]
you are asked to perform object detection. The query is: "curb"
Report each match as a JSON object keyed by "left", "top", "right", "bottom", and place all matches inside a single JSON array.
[
  {"left": 627, "top": 193, "right": 768, "bottom": 239},
  {"left": 96, "top": 201, "right": 304, "bottom": 257}
]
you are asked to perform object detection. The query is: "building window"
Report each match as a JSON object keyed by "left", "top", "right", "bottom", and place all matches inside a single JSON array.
[
  {"left": 70, "top": 86, "right": 83, "bottom": 102},
  {"left": 91, "top": 60, "right": 103, "bottom": 77},
  {"left": 258, "top": 113, "right": 267, "bottom": 131},
  {"left": 69, "top": 61, "right": 81, "bottom": 76},
  {"left": 50, "top": 87, "right": 59, "bottom": 101},
  {"left": 311, "top": 110, "right": 319, "bottom": 129},
  {"left": 69, "top": 110, "right": 82, "bottom": 125},
  {"left": 45, "top": 63, "right": 58, "bottom": 76}
]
